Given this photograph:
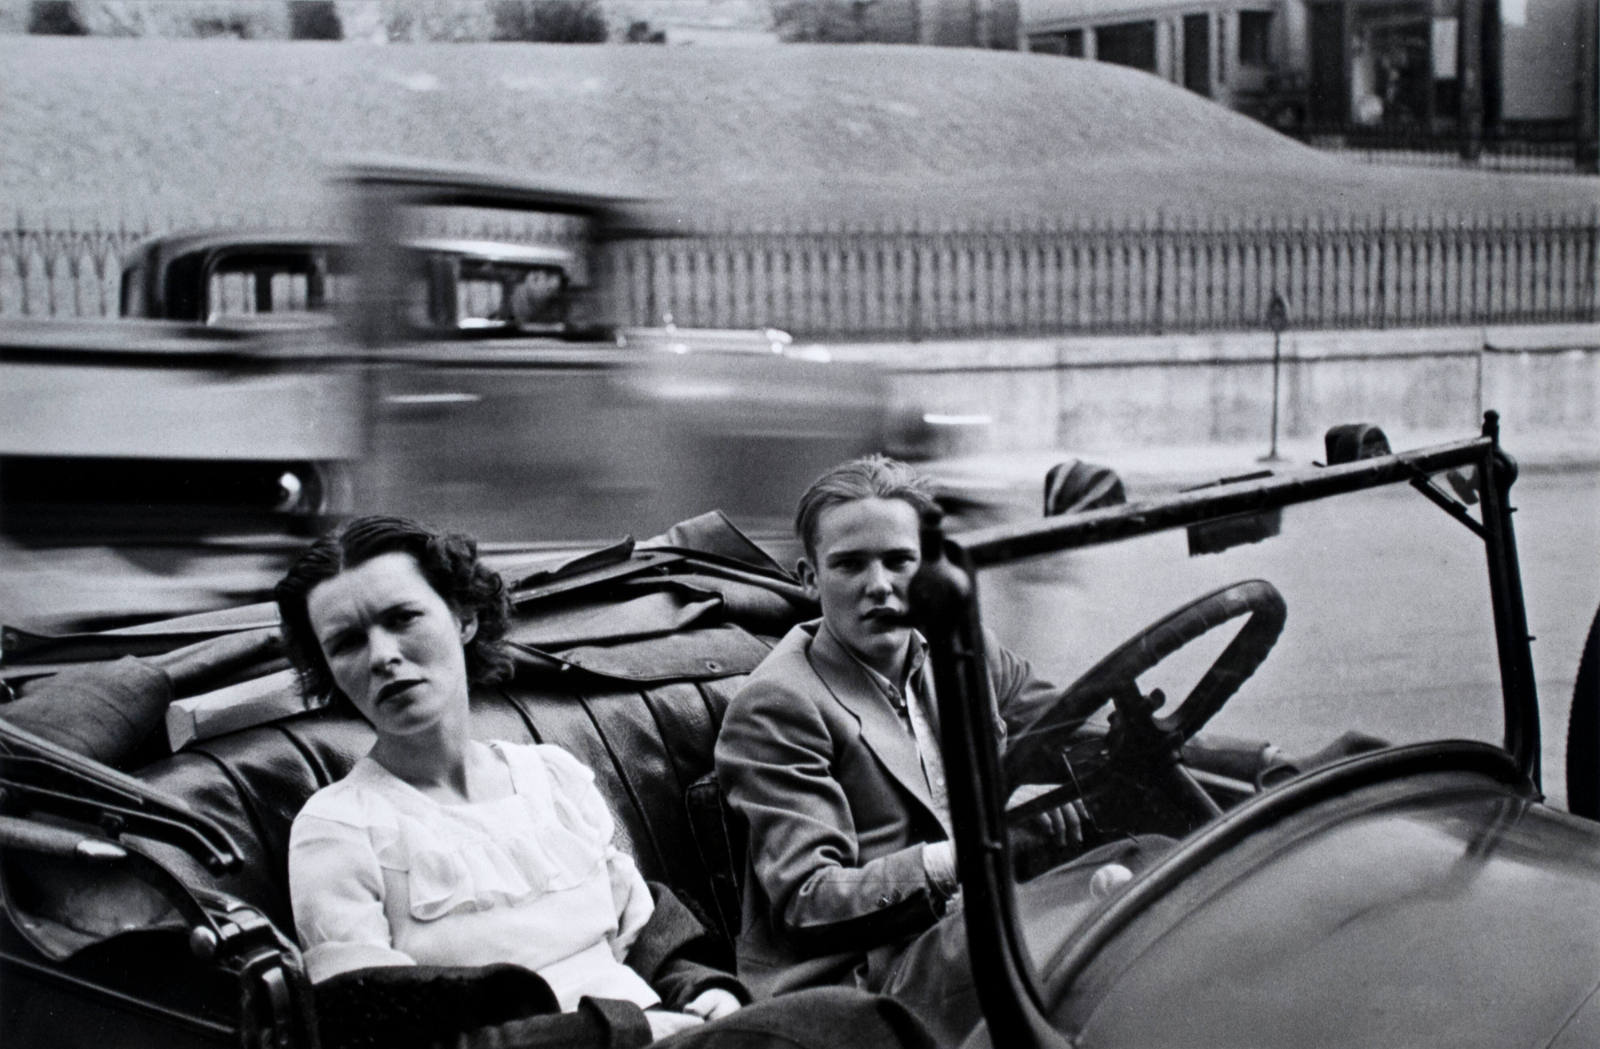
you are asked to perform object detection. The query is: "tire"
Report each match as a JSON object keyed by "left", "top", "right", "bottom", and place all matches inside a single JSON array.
[{"left": 1567, "top": 603, "right": 1600, "bottom": 819}]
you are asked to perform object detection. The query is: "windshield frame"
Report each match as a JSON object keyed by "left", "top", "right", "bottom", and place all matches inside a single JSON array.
[{"left": 917, "top": 412, "right": 1537, "bottom": 1049}]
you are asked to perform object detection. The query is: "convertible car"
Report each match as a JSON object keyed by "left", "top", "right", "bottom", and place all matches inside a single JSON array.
[{"left": 0, "top": 414, "right": 1596, "bottom": 1048}]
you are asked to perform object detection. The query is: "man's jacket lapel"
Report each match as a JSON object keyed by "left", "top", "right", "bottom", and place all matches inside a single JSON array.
[{"left": 804, "top": 623, "right": 942, "bottom": 827}]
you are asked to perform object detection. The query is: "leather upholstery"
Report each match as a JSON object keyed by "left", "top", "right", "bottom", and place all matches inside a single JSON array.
[
  {"left": 132, "top": 668, "right": 762, "bottom": 962},
  {"left": 9, "top": 518, "right": 809, "bottom": 967}
]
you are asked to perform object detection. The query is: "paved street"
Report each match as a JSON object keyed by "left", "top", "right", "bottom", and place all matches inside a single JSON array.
[{"left": 975, "top": 465, "right": 1600, "bottom": 808}]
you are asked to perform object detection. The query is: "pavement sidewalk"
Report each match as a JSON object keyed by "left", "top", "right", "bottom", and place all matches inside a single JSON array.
[{"left": 929, "top": 424, "right": 1599, "bottom": 506}]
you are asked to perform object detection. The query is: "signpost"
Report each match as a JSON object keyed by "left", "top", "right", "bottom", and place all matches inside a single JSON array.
[{"left": 1262, "top": 291, "right": 1290, "bottom": 463}]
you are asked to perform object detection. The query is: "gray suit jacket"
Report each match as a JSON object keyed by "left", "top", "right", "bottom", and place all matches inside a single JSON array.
[{"left": 713, "top": 619, "right": 1063, "bottom": 997}]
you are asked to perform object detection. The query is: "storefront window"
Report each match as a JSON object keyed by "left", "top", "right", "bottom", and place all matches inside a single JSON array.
[
  {"left": 1238, "top": 10, "right": 1273, "bottom": 67},
  {"left": 1348, "top": 3, "right": 1431, "bottom": 127},
  {"left": 1029, "top": 29, "right": 1084, "bottom": 57},
  {"left": 1096, "top": 20, "right": 1157, "bottom": 73}
]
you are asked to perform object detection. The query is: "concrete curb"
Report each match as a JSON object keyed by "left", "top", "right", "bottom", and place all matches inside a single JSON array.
[{"left": 826, "top": 322, "right": 1600, "bottom": 371}]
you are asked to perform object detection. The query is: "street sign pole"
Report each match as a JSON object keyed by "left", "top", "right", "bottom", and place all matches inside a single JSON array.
[{"left": 1261, "top": 291, "right": 1290, "bottom": 463}]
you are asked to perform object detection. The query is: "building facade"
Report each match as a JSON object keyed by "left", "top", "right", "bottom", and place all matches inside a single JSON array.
[{"left": 1021, "top": 0, "right": 1597, "bottom": 162}]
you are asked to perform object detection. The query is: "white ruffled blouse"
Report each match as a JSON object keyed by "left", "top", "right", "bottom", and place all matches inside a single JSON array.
[{"left": 288, "top": 741, "right": 659, "bottom": 1011}]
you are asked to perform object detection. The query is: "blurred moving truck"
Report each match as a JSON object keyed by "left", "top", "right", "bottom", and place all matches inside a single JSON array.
[{"left": 0, "top": 161, "right": 895, "bottom": 552}]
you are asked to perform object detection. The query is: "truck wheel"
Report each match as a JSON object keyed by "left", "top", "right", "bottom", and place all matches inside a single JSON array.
[{"left": 1568, "top": 603, "right": 1600, "bottom": 819}]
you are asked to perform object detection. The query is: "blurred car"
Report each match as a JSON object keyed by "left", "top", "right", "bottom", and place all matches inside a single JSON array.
[
  {"left": 1, "top": 416, "right": 1596, "bottom": 1049},
  {"left": 1, "top": 161, "right": 898, "bottom": 628}
]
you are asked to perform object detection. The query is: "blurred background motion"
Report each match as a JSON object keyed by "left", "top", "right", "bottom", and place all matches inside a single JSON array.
[{"left": 0, "top": 161, "right": 902, "bottom": 630}]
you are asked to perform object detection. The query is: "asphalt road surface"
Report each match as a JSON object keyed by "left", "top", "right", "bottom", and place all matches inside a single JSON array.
[{"left": 978, "top": 467, "right": 1600, "bottom": 810}]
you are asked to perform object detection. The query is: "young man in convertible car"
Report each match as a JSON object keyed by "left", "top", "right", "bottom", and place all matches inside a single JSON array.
[{"left": 713, "top": 455, "right": 1353, "bottom": 1046}]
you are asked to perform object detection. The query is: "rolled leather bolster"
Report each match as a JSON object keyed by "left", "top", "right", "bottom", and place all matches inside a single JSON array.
[{"left": 2, "top": 657, "right": 172, "bottom": 767}]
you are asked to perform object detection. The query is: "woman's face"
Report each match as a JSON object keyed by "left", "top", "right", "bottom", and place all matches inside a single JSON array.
[{"left": 305, "top": 551, "right": 477, "bottom": 738}]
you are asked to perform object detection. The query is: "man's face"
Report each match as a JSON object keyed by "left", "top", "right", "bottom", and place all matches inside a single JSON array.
[{"left": 800, "top": 497, "right": 922, "bottom": 678}]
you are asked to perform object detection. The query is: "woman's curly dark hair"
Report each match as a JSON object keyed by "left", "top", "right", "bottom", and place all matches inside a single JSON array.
[{"left": 275, "top": 515, "right": 513, "bottom": 709}]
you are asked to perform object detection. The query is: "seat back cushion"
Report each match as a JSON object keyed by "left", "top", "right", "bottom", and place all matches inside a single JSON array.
[{"left": 132, "top": 669, "right": 755, "bottom": 962}]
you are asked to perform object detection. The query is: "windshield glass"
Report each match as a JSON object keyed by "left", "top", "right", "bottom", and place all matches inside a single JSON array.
[
  {"left": 386, "top": 204, "right": 594, "bottom": 334},
  {"left": 960, "top": 453, "right": 1535, "bottom": 993},
  {"left": 454, "top": 260, "right": 568, "bottom": 330},
  {"left": 205, "top": 251, "right": 356, "bottom": 323}
]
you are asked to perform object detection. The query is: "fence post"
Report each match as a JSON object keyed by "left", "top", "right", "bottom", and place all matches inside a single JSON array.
[
  {"left": 1, "top": 210, "right": 16, "bottom": 318},
  {"left": 1152, "top": 209, "right": 1165, "bottom": 335},
  {"left": 19, "top": 212, "right": 35, "bottom": 318},
  {"left": 907, "top": 213, "right": 922, "bottom": 343},
  {"left": 1587, "top": 207, "right": 1600, "bottom": 322},
  {"left": 1375, "top": 209, "right": 1388, "bottom": 330}
]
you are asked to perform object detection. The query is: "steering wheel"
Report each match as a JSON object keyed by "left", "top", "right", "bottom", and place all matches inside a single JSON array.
[{"left": 1004, "top": 580, "right": 1287, "bottom": 833}]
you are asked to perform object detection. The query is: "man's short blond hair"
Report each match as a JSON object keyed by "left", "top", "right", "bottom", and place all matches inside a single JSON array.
[{"left": 794, "top": 455, "right": 939, "bottom": 561}]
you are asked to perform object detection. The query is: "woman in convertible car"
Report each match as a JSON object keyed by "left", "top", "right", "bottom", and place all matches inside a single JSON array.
[{"left": 277, "top": 515, "right": 936, "bottom": 1049}]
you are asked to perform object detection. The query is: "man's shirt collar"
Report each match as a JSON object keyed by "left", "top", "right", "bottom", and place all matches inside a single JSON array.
[{"left": 815, "top": 619, "right": 928, "bottom": 708}]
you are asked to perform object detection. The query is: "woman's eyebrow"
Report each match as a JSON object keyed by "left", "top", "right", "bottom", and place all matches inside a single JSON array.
[
  {"left": 315, "top": 600, "right": 408, "bottom": 645},
  {"left": 316, "top": 622, "right": 356, "bottom": 648}
]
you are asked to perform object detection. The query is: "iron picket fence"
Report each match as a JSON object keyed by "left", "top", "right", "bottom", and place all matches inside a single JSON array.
[
  {"left": 1293, "top": 119, "right": 1594, "bottom": 176},
  {"left": 5, "top": 209, "right": 1597, "bottom": 337},
  {"left": 610, "top": 210, "right": 1600, "bottom": 337},
  {"left": 0, "top": 216, "right": 156, "bottom": 320}
]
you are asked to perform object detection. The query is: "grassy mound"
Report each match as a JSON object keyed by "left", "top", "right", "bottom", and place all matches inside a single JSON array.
[{"left": 3, "top": 36, "right": 1593, "bottom": 225}]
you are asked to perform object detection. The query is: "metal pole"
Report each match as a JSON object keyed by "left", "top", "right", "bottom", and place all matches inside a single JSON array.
[
  {"left": 913, "top": 528, "right": 1072, "bottom": 1049},
  {"left": 1266, "top": 329, "right": 1282, "bottom": 460},
  {"left": 1475, "top": 411, "right": 1542, "bottom": 786},
  {"left": 1261, "top": 291, "right": 1290, "bottom": 462}
]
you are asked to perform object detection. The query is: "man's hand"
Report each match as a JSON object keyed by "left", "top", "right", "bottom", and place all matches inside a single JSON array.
[
  {"left": 682, "top": 988, "right": 742, "bottom": 1021},
  {"left": 1024, "top": 798, "right": 1085, "bottom": 848},
  {"left": 1006, "top": 783, "right": 1085, "bottom": 849},
  {"left": 1006, "top": 784, "right": 1087, "bottom": 879}
]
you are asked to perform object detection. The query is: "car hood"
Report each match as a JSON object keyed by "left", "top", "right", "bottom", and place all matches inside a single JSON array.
[{"left": 1055, "top": 762, "right": 1600, "bottom": 1049}]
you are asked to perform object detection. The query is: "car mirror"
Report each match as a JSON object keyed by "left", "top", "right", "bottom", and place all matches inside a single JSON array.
[{"left": 1182, "top": 470, "right": 1283, "bottom": 556}]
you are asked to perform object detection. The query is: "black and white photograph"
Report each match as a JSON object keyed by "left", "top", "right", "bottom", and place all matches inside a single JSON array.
[{"left": 1, "top": 2, "right": 1598, "bottom": 1046}]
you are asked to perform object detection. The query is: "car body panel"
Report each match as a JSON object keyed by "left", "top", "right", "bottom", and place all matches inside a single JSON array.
[
  {"left": 0, "top": 320, "right": 362, "bottom": 461},
  {"left": 367, "top": 347, "right": 888, "bottom": 543},
  {"left": 1053, "top": 763, "right": 1600, "bottom": 1048}
]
